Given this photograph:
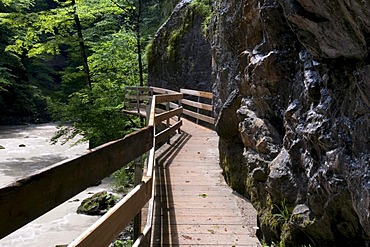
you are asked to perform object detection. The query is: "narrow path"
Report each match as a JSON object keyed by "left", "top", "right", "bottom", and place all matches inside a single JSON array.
[{"left": 152, "top": 119, "right": 261, "bottom": 246}]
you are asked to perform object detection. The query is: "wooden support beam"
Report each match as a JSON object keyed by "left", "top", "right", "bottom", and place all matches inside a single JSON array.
[
  {"left": 154, "top": 107, "right": 183, "bottom": 125},
  {"left": 183, "top": 109, "right": 215, "bottom": 124},
  {"left": 155, "top": 120, "right": 182, "bottom": 145},
  {"left": 155, "top": 93, "right": 183, "bottom": 104},
  {"left": 151, "top": 87, "right": 178, "bottom": 94},
  {"left": 148, "top": 97, "right": 156, "bottom": 127},
  {"left": 133, "top": 225, "right": 152, "bottom": 247},
  {"left": 182, "top": 99, "right": 212, "bottom": 111},
  {"left": 180, "top": 88, "right": 213, "bottom": 99}
]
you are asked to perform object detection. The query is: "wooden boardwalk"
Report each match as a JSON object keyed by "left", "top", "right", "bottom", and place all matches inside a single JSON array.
[{"left": 152, "top": 119, "right": 261, "bottom": 246}]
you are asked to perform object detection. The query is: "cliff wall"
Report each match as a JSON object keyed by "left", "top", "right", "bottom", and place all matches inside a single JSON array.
[
  {"left": 147, "top": 0, "right": 212, "bottom": 91},
  {"left": 211, "top": 0, "right": 369, "bottom": 246},
  {"left": 148, "top": 0, "right": 370, "bottom": 245}
]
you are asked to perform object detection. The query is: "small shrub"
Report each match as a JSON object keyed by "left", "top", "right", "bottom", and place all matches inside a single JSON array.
[
  {"left": 273, "top": 199, "right": 291, "bottom": 223},
  {"left": 111, "top": 163, "right": 135, "bottom": 193}
]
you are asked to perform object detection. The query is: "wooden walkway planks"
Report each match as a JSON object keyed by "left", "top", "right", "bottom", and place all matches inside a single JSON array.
[{"left": 152, "top": 119, "right": 261, "bottom": 246}]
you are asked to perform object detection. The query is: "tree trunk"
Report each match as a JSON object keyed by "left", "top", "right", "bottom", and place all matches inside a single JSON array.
[
  {"left": 71, "top": 0, "right": 92, "bottom": 90},
  {"left": 137, "top": 0, "right": 144, "bottom": 87}
]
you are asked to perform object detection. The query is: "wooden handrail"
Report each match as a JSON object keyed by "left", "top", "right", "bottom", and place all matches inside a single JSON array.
[
  {"left": 69, "top": 177, "right": 153, "bottom": 247},
  {"left": 180, "top": 88, "right": 214, "bottom": 125},
  {"left": 124, "top": 87, "right": 214, "bottom": 126},
  {"left": 180, "top": 88, "right": 212, "bottom": 99},
  {"left": 70, "top": 87, "right": 183, "bottom": 246},
  {"left": 150, "top": 86, "right": 178, "bottom": 95},
  {"left": 0, "top": 127, "right": 153, "bottom": 240},
  {"left": 1, "top": 86, "right": 208, "bottom": 246},
  {"left": 133, "top": 91, "right": 183, "bottom": 246}
]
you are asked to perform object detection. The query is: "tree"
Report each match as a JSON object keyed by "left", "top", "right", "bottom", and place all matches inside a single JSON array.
[
  {"left": 71, "top": 0, "right": 91, "bottom": 89},
  {"left": 0, "top": 0, "right": 164, "bottom": 144},
  {"left": 0, "top": 1, "right": 57, "bottom": 123},
  {"left": 110, "top": 0, "right": 164, "bottom": 87}
]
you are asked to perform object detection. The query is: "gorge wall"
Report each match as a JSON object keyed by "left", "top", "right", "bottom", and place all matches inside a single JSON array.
[
  {"left": 212, "top": 0, "right": 369, "bottom": 246},
  {"left": 148, "top": 0, "right": 370, "bottom": 246},
  {"left": 147, "top": 0, "right": 212, "bottom": 91}
]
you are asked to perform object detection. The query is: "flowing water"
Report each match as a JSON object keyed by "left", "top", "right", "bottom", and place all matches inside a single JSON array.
[{"left": 0, "top": 123, "right": 114, "bottom": 247}]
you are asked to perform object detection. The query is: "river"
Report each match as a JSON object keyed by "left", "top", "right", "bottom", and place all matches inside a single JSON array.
[{"left": 0, "top": 123, "right": 114, "bottom": 247}]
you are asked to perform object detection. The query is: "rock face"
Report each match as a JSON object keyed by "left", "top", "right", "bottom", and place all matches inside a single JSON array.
[
  {"left": 211, "top": 0, "right": 370, "bottom": 246},
  {"left": 149, "top": 0, "right": 369, "bottom": 245},
  {"left": 147, "top": 0, "right": 212, "bottom": 92}
]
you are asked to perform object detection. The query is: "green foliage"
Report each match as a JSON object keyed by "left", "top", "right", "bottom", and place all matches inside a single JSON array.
[
  {"left": 0, "top": 0, "right": 163, "bottom": 131},
  {"left": 145, "top": 38, "right": 154, "bottom": 65},
  {"left": 273, "top": 199, "right": 292, "bottom": 223},
  {"left": 190, "top": 0, "right": 212, "bottom": 17},
  {"left": 113, "top": 239, "right": 133, "bottom": 247},
  {"left": 189, "top": 0, "right": 212, "bottom": 35},
  {"left": 166, "top": 28, "right": 183, "bottom": 59},
  {"left": 162, "top": 0, "right": 212, "bottom": 60},
  {"left": 111, "top": 163, "right": 135, "bottom": 193},
  {"left": 0, "top": 0, "right": 128, "bottom": 58},
  {"left": 0, "top": 0, "right": 35, "bottom": 11},
  {"left": 48, "top": 81, "right": 141, "bottom": 147},
  {"left": 88, "top": 29, "right": 142, "bottom": 85}
]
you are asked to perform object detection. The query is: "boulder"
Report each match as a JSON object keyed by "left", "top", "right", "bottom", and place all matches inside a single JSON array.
[{"left": 77, "top": 191, "right": 119, "bottom": 216}]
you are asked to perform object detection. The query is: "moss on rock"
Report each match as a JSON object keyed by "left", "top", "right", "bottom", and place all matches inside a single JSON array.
[{"left": 77, "top": 191, "right": 119, "bottom": 216}]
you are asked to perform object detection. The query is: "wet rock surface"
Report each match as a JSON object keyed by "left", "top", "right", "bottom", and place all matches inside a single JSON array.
[{"left": 211, "top": 0, "right": 370, "bottom": 246}]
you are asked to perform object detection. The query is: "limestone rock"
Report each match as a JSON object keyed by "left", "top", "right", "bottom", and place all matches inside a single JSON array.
[
  {"left": 210, "top": 0, "right": 370, "bottom": 245},
  {"left": 154, "top": 0, "right": 370, "bottom": 245}
]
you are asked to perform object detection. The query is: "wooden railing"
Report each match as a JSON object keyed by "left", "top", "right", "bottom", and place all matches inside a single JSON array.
[
  {"left": 0, "top": 127, "right": 153, "bottom": 240},
  {"left": 180, "top": 88, "right": 214, "bottom": 125},
  {"left": 0, "top": 86, "right": 211, "bottom": 246},
  {"left": 124, "top": 87, "right": 214, "bottom": 126},
  {"left": 0, "top": 87, "right": 183, "bottom": 247},
  {"left": 69, "top": 89, "right": 183, "bottom": 246},
  {"left": 123, "top": 86, "right": 153, "bottom": 118}
]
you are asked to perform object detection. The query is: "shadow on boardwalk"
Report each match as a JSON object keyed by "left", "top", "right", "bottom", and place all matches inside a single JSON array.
[
  {"left": 152, "top": 119, "right": 261, "bottom": 246},
  {"left": 153, "top": 130, "right": 192, "bottom": 246}
]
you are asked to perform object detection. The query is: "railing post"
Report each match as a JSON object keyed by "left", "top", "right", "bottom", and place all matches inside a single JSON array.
[
  {"left": 196, "top": 95, "right": 200, "bottom": 125},
  {"left": 134, "top": 157, "right": 143, "bottom": 241},
  {"left": 166, "top": 101, "right": 170, "bottom": 144},
  {"left": 178, "top": 98, "right": 182, "bottom": 134}
]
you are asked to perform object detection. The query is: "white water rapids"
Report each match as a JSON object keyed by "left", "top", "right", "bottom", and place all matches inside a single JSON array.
[{"left": 0, "top": 123, "right": 114, "bottom": 247}]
